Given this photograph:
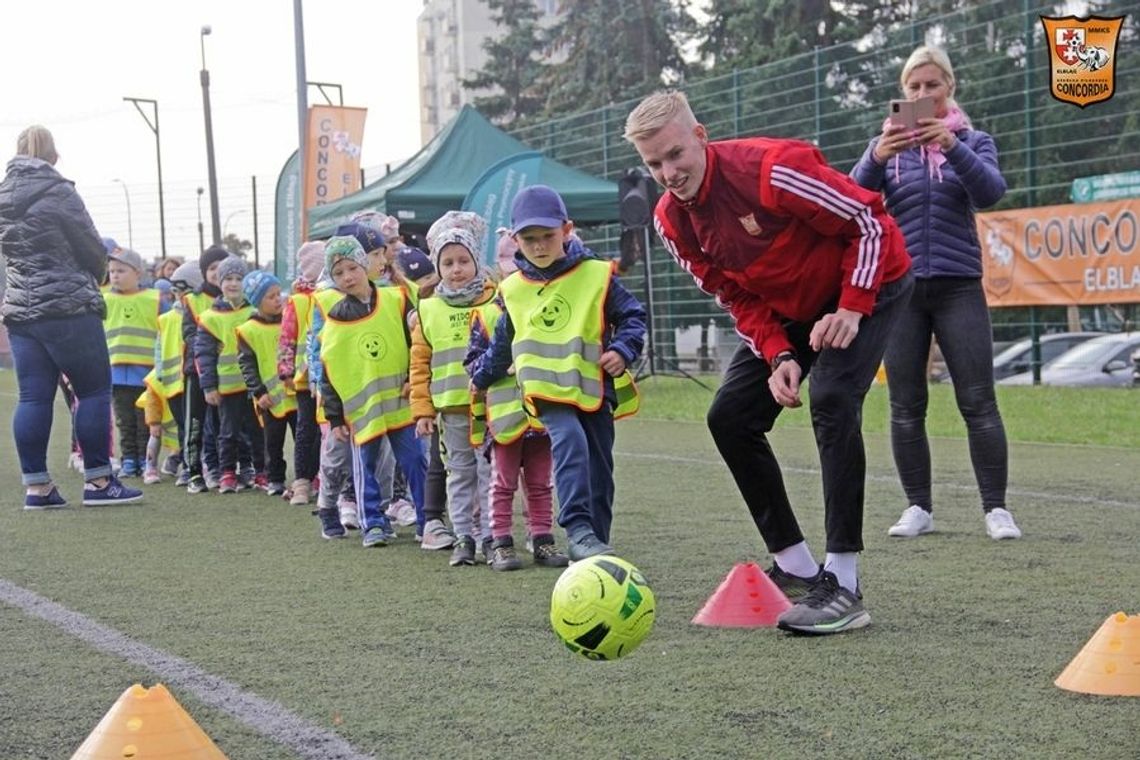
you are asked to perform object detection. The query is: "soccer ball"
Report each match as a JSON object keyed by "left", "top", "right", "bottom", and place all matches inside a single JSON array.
[{"left": 549, "top": 555, "right": 656, "bottom": 661}]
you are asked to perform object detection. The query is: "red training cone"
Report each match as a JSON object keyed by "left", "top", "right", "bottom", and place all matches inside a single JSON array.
[{"left": 692, "top": 562, "right": 792, "bottom": 627}]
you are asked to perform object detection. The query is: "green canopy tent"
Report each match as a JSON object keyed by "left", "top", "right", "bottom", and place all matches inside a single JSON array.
[{"left": 307, "top": 105, "right": 619, "bottom": 237}]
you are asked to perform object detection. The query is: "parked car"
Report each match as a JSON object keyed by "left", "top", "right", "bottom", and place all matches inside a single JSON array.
[
  {"left": 990, "top": 331, "right": 1106, "bottom": 381},
  {"left": 999, "top": 332, "right": 1140, "bottom": 387}
]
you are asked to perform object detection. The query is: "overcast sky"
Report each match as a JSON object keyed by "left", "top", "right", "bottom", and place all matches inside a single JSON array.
[{"left": 1, "top": 0, "right": 426, "bottom": 263}]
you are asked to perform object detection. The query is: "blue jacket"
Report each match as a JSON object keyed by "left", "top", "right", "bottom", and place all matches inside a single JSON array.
[
  {"left": 467, "top": 239, "right": 646, "bottom": 395},
  {"left": 850, "top": 129, "right": 1006, "bottom": 279}
]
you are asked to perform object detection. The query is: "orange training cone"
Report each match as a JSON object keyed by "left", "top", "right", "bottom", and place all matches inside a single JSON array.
[
  {"left": 692, "top": 562, "right": 792, "bottom": 627},
  {"left": 1055, "top": 612, "right": 1140, "bottom": 696},
  {"left": 71, "top": 683, "right": 228, "bottom": 759}
]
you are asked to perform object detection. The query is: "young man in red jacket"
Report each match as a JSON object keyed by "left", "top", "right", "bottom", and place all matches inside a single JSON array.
[{"left": 626, "top": 90, "right": 914, "bottom": 635}]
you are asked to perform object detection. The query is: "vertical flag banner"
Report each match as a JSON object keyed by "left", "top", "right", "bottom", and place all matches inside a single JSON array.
[
  {"left": 303, "top": 105, "right": 367, "bottom": 239},
  {"left": 274, "top": 150, "right": 300, "bottom": 283},
  {"left": 461, "top": 151, "right": 544, "bottom": 265}
]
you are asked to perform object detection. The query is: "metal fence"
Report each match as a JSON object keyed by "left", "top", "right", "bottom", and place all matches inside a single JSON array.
[{"left": 509, "top": 0, "right": 1140, "bottom": 372}]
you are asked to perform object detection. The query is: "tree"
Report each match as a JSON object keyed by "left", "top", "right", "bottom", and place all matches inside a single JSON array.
[
  {"left": 541, "top": 0, "right": 696, "bottom": 115},
  {"left": 222, "top": 233, "right": 252, "bottom": 255},
  {"left": 463, "top": 0, "right": 549, "bottom": 125}
]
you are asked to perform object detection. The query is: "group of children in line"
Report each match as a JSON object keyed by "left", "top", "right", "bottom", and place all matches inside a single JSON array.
[{"left": 99, "top": 186, "right": 646, "bottom": 570}]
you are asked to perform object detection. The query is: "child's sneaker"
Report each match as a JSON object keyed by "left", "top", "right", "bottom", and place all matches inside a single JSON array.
[
  {"left": 68, "top": 451, "right": 85, "bottom": 473},
  {"left": 338, "top": 496, "right": 360, "bottom": 530},
  {"left": 289, "top": 478, "right": 312, "bottom": 506},
  {"left": 389, "top": 499, "right": 417, "bottom": 527},
  {"left": 174, "top": 468, "right": 191, "bottom": 488},
  {"left": 24, "top": 486, "right": 68, "bottom": 510},
  {"left": 531, "top": 535, "right": 569, "bottom": 567},
  {"left": 186, "top": 476, "right": 208, "bottom": 494},
  {"left": 252, "top": 473, "right": 270, "bottom": 492},
  {"left": 119, "top": 458, "right": 140, "bottom": 478},
  {"left": 160, "top": 454, "right": 181, "bottom": 477},
  {"left": 449, "top": 536, "right": 477, "bottom": 566},
  {"left": 481, "top": 537, "right": 495, "bottom": 566},
  {"left": 218, "top": 472, "right": 239, "bottom": 494},
  {"left": 420, "top": 519, "right": 456, "bottom": 550},
  {"left": 318, "top": 508, "right": 346, "bottom": 539},
  {"left": 491, "top": 544, "right": 523, "bottom": 572},
  {"left": 379, "top": 517, "right": 399, "bottom": 541},
  {"left": 362, "top": 526, "right": 389, "bottom": 548},
  {"left": 266, "top": 481, "right": 286, "bottom": 497},
  {"left": 143, "top": 467, "right": 161, "bottom": 485},
  {"left": 83, "top": 477, "right": 144, "bottom": 506},
  {"left": 204, "top": 471, "right": 221, "bottom": 491}
]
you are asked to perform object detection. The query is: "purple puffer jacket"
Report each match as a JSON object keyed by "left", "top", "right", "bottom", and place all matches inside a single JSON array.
[{"left": 850, "top": 129, "right": 1006, "bottom": 279}]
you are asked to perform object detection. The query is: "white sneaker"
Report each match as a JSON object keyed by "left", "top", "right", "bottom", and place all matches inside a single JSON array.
[
  {"left": 393, "top": 501, "right": 417, "bottom": 527},
  {"left": 887, "top": 505, "right": 934, "bottom": 537},
  {"left": 289, "top": 478, "right": 312, "bottom": 506},
  {"left": 420, "top": 519, "right": 456, "bottom": 550},
  {"left": 339, "top": 504, "right": 360, "bottom": 530},
  {"left": 143, "top": 468, "right": 161, "bottom": 485},
  {"left": 985, "top": 508, "right": 1022, "bottom": 540}
]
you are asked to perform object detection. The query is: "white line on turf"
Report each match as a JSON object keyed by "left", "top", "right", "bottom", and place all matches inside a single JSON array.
[
  {"left": 0, "top": 579, "right": 372, "bottom": 760},
  {"left": 615, "top": 450, "right": 1140, "bottom": 510}
]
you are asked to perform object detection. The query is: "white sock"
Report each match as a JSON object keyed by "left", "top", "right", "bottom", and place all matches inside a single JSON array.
[
  {"left": 824, "top": 552, "right": 858, "bottom": 593},
  {"left": 773, "top": 541, "right": 818, "bottom": 579}
]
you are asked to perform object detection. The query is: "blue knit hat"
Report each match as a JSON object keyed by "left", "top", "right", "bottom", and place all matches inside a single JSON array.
[
  {"left": 242, "top": 270, "right": 281, "bottom": 310},
  {"left": 397, "top": 247, "right": 434, "bottom": 281},
  {"left": 334, "top": 222, "right": 386, "bottom": 254}
]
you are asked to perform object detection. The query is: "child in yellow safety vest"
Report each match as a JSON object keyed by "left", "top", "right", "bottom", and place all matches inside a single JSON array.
[
  {"left": 412, "top": 211, "right": 499, "bottom": 568},
  {"left": 468, "top": 186, "right": 647, "bottom": 563},
  {"left": 316, "top": 235, "right": 428, "bottom": 549},
  {"left": 194, "top": 255, "right": 261, "bottom": 494},
  {"left": 237, "top": 270, "right": 294, "bottom": 497},
  {"left": 103, "top": 247, "right": 166, "bottom": 478},
  {"left": 182, "top": 246, "right": 230, "bottom": 494}
]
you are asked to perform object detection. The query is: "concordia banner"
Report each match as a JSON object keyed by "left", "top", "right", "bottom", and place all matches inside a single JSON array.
[
  {"left": 978, "top": 198, "right": 1140, "bottom": 306},
  {"left": 303, "top": 105, "right": 367, "bottom": 238}
]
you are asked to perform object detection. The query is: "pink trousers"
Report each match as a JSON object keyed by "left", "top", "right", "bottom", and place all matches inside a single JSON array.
[{"left": 489, "top": 435, "right": 554, "bottom": 540}]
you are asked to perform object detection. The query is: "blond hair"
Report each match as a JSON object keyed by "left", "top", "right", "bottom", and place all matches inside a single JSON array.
[
  {"left": 624, "top": 90, "right": 698, "bottom": 142},
  {"left": 901, "top": 46, "right": 972, "bottom": 127},
  {"left": 16, "top": 125, "right": 58, "bottom": 164}
]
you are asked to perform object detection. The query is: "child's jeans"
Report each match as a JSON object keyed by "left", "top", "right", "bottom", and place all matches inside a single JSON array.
[
  {"left": 293, "top": 390, "right": 320, "bottom": 482},
  {"left": 536, "top": 401, "right": 616, "bottom": 544},
  {"left": 217, "top": 393, "right": 264, "bottom": 474},
  {"left": 439, "top": 412, "right": 491, "bottom": 542},
  {"left": 261, "top": 409, "right": 296, "bottom": 484},
  {"left": 111, "top": 384, "right": 148, "bottom": 464},
  {"left": 489, "top": 434, "right": 553, "bottom": 541},
  {"left": 352, "top": 426, "right": 427, "bottom": 533}
]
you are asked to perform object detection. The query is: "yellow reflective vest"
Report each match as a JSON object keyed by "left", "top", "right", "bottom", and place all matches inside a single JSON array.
[
  {"left": 236, "top": 318, "right": 298, "bottom": 419},
  {"left": 153, "top": 309, "right": 185, "bottom": 399},
  {"left": 137, "top": 374, "right": 178, "bottom": 453},
  {"left": 290, "top": 292, "right": 313, "bottom": 392},
  {"left": 499, "top": 259, "right": 640, "bottom": 418},
  {"left": 319, "top": 287, "right": 412, "bottom": 445},
  {"left": 198, "top": 305, "right": 254, "bottom": 395},
  {"left": 471, "top": 304, "right": 545, "bottom": 446},
  {"left": 103, "top": 289, "right": 160, "bottom": 367},
  {"left": 184, "top": 291, "right": 214, "bottom": 325},
  {"left": 418, "top": 295, "right": 496, "bottom": 411}
]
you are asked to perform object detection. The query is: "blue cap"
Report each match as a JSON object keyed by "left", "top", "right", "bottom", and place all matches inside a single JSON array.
[
  {"left": 334, "top": 222, "right": 386, "bottom": 254},
  {"left": 510, "top": 185, "right": 568, "bottom": 234},
  {"left": 397, "top": 247, "right": 434, "bottom": 281}
]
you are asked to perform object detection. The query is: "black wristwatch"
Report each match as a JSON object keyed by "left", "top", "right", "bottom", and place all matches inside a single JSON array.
[{"left": 770, "top": 350, "right": 797, "bottom": 371}]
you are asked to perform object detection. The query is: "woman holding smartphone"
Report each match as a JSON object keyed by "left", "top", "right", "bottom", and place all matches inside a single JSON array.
[{"left": 850, "top": 46, "right": 1021, "bottom": 541}]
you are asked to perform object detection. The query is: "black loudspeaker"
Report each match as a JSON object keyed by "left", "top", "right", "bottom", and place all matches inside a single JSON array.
[{"left": 617, "top": 167, "right": 657, "bottom": 229}]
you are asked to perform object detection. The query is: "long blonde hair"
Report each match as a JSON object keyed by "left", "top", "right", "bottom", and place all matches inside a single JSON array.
[
  {"left": 16, "top": 125, "right": 59, "bottom": 163},
  {"left": 901, "top": 46, "right": 972, "bottom": 128}
]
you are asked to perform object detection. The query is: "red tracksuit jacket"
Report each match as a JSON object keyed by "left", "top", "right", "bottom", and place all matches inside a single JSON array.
[{"left": 653, "top": 137, "right": 911, "bottom": 362}]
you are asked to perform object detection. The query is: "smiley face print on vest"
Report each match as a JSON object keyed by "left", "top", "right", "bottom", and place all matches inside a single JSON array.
[
  {"left": 530, "top": 294, "right": 572, "bottom": 333},
  {"left": 357, "top": 332, "right": 388, "bottom": 361},
  {"left": 121, "top": 302, "right": 138, "bottom": 321}
]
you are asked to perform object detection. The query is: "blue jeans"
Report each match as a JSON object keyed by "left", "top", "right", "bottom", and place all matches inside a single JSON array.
[
  {"left": 352, "top": 426, "right": 427, "bottom": 533},
  {"left": 7, "top": 314, "right": 113, "bottom": 484},
  {"left": 537, "top": 401, "right": 616, "bottom": 544},
  {"left": 883, "top": 277, "right": 1008, "bottom": 512}
]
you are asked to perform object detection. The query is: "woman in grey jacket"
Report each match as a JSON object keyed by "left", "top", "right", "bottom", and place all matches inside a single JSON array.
[
  {"left": 851, "top": 47, "right": 1021, "bottom": 541},
  {"left": 0, "top": 126, "right": 141, "bottom": 507}
]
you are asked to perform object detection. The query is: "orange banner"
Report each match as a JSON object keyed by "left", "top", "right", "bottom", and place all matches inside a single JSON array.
[
  {"left": 302, "top": 105, "right": 367, "bottom": 237},
  {"left": 978, "top": 198, "right": 1140, "bottom": 306}
]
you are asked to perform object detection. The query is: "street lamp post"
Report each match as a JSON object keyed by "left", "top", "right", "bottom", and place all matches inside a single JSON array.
[
  {"left": 196, "top": 187, "right": 205, "bottom": 253},
  {"left": 123, "top": 96, "right": 166, "bottom": 257},
  {"left": 223, "top": 209, "right": 246, "bottom": 240},
  {"left": 112, "top": 178, "right": 133, "bottom": 250},
  {"left": 200, "top": 25, "right": 222, "bottom": 245}
]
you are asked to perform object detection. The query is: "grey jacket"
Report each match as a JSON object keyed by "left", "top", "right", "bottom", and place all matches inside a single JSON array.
[{"left": 0, "top": 157, "right": 106, "bottom": 324}]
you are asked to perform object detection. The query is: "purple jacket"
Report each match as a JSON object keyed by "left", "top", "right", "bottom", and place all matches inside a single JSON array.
[{"left": 850, "top": 129, "right": 1006, "bottom": 279}]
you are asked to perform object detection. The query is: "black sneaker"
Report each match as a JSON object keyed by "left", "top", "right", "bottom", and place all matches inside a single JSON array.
[
  {"left": 766, "top": 563, "right": 823, "bottom": 603},
  {"left": 531, "top": 535, "right": 569, "bottom": 567},
  {"left": 449, "top": 536, "right": 477, "bottom": 567},
  {"left": 776, "top": 571, "right": 870, "bottom": 635},
  {"left": 490, "top": 545, "right": 523, "bottom": 572},
  {"left": 318, "top": 508, "right": 346, "bottom": 539},
  {"left": 481, "top": 537, "right": 494, "bottom": 566},
  {"left": 567, "top": 533, "right": 615, "bottom": 562}
]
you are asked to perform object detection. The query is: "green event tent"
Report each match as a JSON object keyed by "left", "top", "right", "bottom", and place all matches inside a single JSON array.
[{"left": 306, "top": 105, "right": 620, "bottom": 237}]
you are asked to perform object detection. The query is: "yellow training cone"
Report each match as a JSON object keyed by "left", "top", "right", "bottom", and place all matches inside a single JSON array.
[
  {"left": 72, "top": 683, "right": 228, "bottom": 759},
  {"left": 1055, "top": 612, "right": 1140, "bottom": 697}
]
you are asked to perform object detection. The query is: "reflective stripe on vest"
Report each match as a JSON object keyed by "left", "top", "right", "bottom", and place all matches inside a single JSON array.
[
  {"left": 418, "top": 297, "right": 496, "bottom": 410},
  {"left": 154, "top": 310, "right": 185, "bottom": 398},
  {"left": 103, "top": 290, "right": 160, "bottom": 367},
  {"left": 198, "top": 305, "right": 254, "bottom": 395},
  {"left": 319, "top": 286, "right": 411, "bottom": 444},
  {"left": 291, "top": 292, "right": 313, "bottom": 391},
  {"left": 474, "top": 303, "right": 544, "bottom": 445},
  {"left": 236, "top": 319, "right": 298, "bottom": 419}
]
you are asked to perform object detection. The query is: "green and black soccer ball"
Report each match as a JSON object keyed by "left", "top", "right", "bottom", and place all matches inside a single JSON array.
[{"left": 549, "top": 555, "right": 656, "bottom": 660}]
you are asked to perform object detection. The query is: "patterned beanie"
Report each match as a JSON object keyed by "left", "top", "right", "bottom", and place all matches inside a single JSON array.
[
  {"left": 324, "top": 235, "right": 369, "bottom": 274},
  {"left": 216, "top": 255, "right": 247, "bottom": 283},
  {"left": 296, "top": 241, "right": 326, "bottom": 283},
  {"left": 352, "top": 210, "right": 400, "bottom": 243},
  {"left": 242, "top": 270, "right": 281, "bottom": 309},
  {"left": 426, "top": 210, "right": 487, "bottom": 268}
]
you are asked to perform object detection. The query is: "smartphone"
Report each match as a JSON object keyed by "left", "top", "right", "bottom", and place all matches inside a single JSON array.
[{"left": 888, "top": 96, "right": 935, "bottom": 130}]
